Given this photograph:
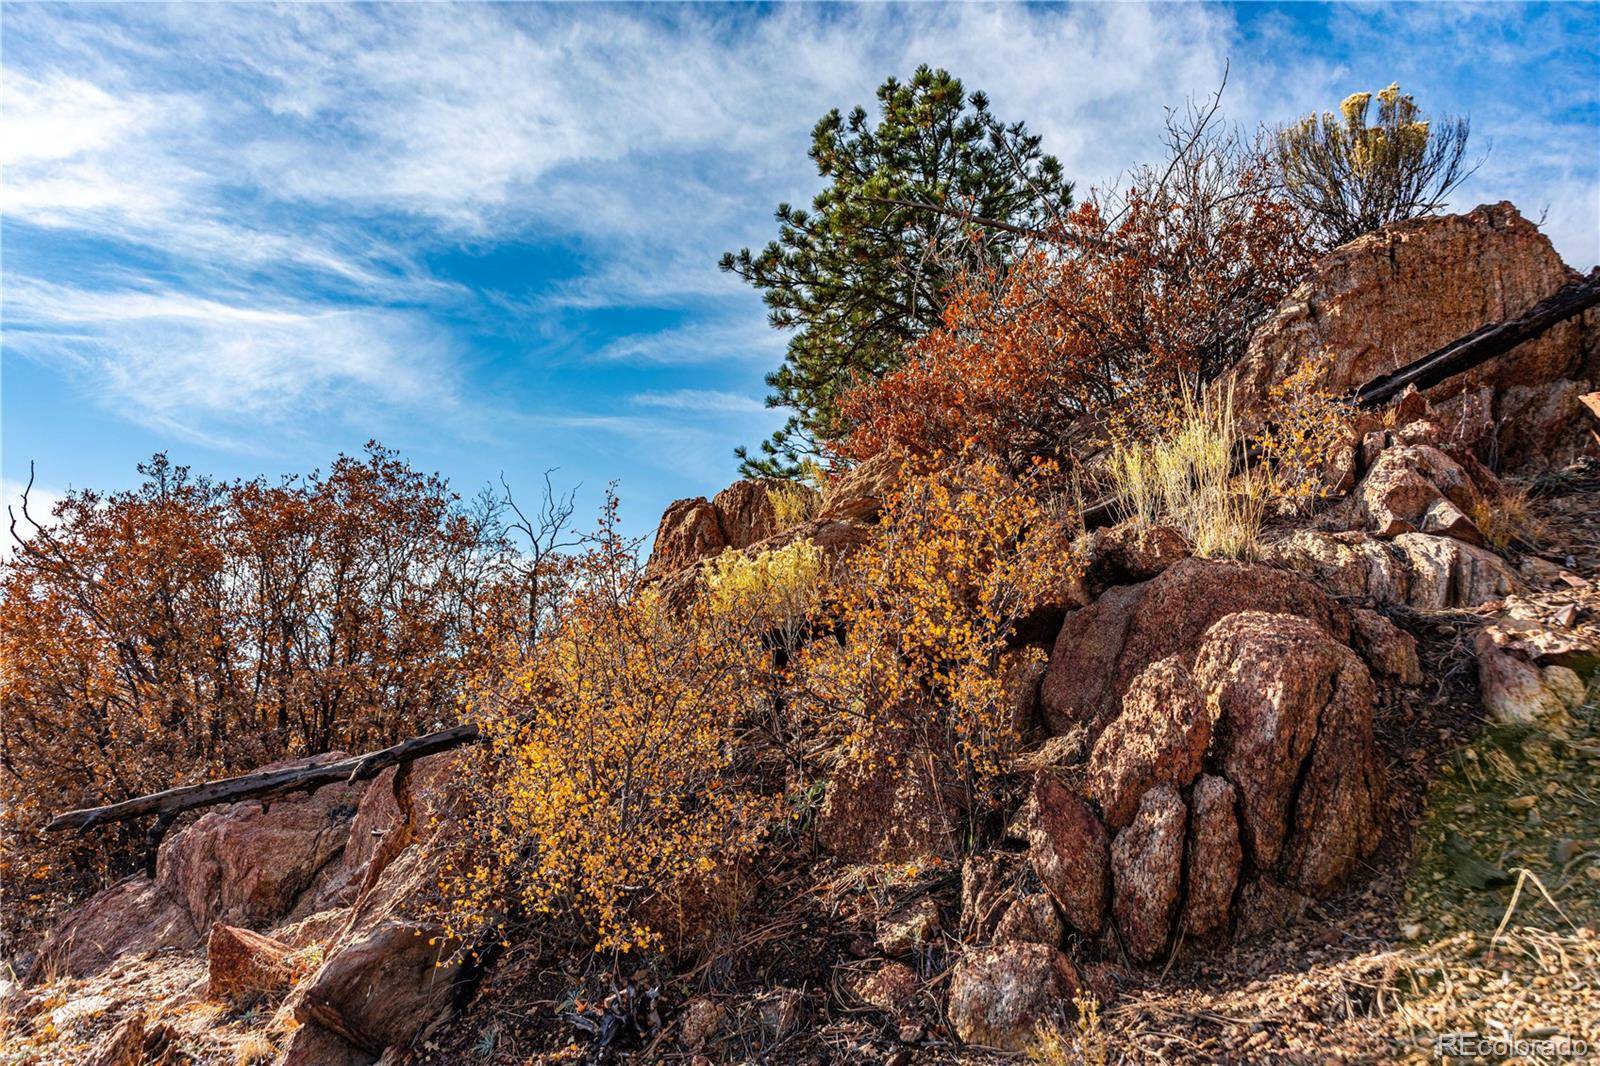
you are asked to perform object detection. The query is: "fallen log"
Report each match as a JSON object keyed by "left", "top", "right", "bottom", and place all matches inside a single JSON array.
[
  {"left": 1353, "top": 267, "right": 1600, "bottom": 409},
  {"left": 46, "top": 723, "right": 481, "bottom": 835}
]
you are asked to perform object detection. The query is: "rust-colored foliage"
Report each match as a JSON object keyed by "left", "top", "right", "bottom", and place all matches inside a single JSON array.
[
  {"left": 840, "top": 117, "right": 1313, "bottom": 467},
  {"left": 0, "top": 445, "right": 515, "bottom": 949}
]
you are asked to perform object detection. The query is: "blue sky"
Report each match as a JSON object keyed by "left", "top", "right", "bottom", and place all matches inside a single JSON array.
[{"left": 3, "top": 2, "right": 1597, "bottom": 542}]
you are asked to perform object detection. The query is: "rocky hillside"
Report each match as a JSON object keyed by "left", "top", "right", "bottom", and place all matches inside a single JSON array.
[{"left": 4, "top": 203, "right": 1598, "bottom": 1064}]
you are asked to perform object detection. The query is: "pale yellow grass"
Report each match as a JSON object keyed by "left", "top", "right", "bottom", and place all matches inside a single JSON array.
[{"left": 1109, "top": 390, "right": 1265, "bottom": 560}]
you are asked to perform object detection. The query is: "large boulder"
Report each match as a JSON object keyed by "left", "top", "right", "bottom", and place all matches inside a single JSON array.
[
  {"left": 819, "top": 452, "right": 901, "bottom": 524},
  {"left": 1087, "top": 655, "right": 1215, "bottom": 830},
  {"left": 711, "top": 479, "right": 782, "bottom": 548},
  {"left": 1268, "top": 529, "right": 1519, "bottom": 610},
  {"left": 1028, "top": 558, "right": 1385, "bottom": 957},
  {"left": 33, "top": 875, "right": 200, "bottom": 980},
  {"left": 1194, "top": 612, "right": 1381, "bottom": 894},
  {"left": 645, "top": 497, "right": 727, "bottom": 578},
  {"left": 1181, "top": 775, "right": 1242, "bottom": 939},
  {"left": 1040, "top": 558, "right": 1349, "bottom": 736},
  {"left": 817, "top": 736, "right": 958, "bottom": 866},
  {"left": 1233, "top": 201, "right": 1598, "bottom": 471},
  {"left": 155, "top": 754, "right": 364, "bottom": 932},
  {"left": 946, "top": 942, "right": 1080, "bottom": 1051},
  {"left": 282, "top": 839, "right": 467, "bottom": 1063}
]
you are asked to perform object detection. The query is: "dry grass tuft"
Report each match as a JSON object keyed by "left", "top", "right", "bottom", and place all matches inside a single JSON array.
[
  {"left": 233, "top": 1032, "right": 276, "bottom": 1065},
  {"left": 1109, "top": 390, "right": 1265, "bottom": 560},
  {"left": 1469, "top": 482, "right": 1548, "bottom": 552},
  {"left": 767, "top": 472, "right": 823, "bottom": 530}
]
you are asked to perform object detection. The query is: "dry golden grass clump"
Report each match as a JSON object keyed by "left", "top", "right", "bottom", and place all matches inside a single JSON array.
[{"left": 1109, "top": 390, "right": 1266, "bottom": 560}]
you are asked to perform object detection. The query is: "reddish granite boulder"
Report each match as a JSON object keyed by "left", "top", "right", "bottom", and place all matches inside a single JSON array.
[
  {"left": 1194, "top": 612, "right": 1381, "bottom": 893},
  {"left": 1087, "top": 655, "right": 1216, "bottom": 830},
  {"left": 645, "top": 497, "right": 727, "bottom": 577},
  {"left": 946, "top": 942, "right": 1080, "bottom": 1051},
  {"left": 1110, "top": 786, "right": 1186, "bottom": 963},
  {"left": 1232, "top": 201, "right": 1597, "bottom": 471},
  {"left": 1041, "top": 558, "right": 1349, "bottom": 736},
  {"left": 155, "top": 753, "right": 364, "bottom": 932},
  {"left": 1181, "top": 775, "right": 1242, "bottom": 939},
  {"left": 1026, "top": 775, "right": 1109, "bottom": 936},
  {"left": 711, "top": 479, "right": 781, "bottom": 549}
]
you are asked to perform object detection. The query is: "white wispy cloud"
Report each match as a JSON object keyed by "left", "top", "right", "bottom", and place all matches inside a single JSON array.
[
  {"left": 5, "top": 277, "right": 461, "bottom": 450},
  {"left": 1, "top": 0, "right": 1594, "bottom": 509},
  {"left": 592, "top": 316, "right": 785, "bottom": 367},
  {"left": 631, "top": 389, "right": 769, "bottom": 416}
]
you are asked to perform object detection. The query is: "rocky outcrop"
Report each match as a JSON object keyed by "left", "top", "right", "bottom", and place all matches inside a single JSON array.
[
  {"left": 1041, "top": 558, "right": 1349, "bottom": 736},
  {"left": 34, "top": 875, "right": 200, "bottom": 981},
  {"left": 711, "top": 479, "right": 782, "bottom": 548},
  {"left": 1268, "top": 529, "right": 1519, "bottom": 610},
  {"left": 1024, "top": 557, "right": 1384, "bottom": 958},
  {"left": 155, "top": 753, "right": 364, "bottom": 932},
  {"left": 645, "top": 497, "right": 727, "bottom": 577},
  {"left": 946, "top": 942, "right": 1080, "bottom": 1051},
  {"left": 1234, "top": 201, "right": 1598, "bottom": 471},
  {"left": 30, "top": 750, "right": 466, "bottom": 1066}
]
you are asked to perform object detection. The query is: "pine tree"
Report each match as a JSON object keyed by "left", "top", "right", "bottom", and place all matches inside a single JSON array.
[{"left": 722, "top": 66, "right": 1071, "bottom": 477}]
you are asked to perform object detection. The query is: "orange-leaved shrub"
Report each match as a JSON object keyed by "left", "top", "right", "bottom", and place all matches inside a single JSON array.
[
  {"left": 434, "top": 494, "right": 774, "bottom": 956},
  {"left": 839, "top": 108, "right": 1313, "bottom": 467},
  {"left": 793, "top": 454, "right": 1077, "bottom": 813},
  {"left": 0, "top": 445, "right": 521, "bottom": 952}
]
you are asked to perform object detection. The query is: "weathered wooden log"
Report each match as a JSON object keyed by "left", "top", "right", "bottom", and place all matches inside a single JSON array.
[
  {"left": 46, "top": 723, "right": 481, "bottom": 835},
  {"left": 1354, "top": 267, "right": 1600, "bottom": 409}
]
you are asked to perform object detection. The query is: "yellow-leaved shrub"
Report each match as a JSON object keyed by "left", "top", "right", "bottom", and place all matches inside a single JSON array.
[
  {"left": 703, "top": 539, "right": 823, "bottom": 654},
  {"left": 794, "top": 455, "right": 1077, "bottom": 810},
  {"left": 435, "top": 495, "right": 771, "bottom": 955}
]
